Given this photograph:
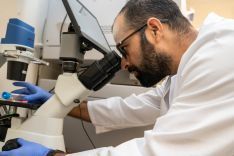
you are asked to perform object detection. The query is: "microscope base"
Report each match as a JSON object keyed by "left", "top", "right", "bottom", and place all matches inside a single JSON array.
[
  {"left": 0, "top": 128, "right": 65, "bottom": 152},
  {"left": 0, "top": 116, "right": 66, "bottom": 151}
]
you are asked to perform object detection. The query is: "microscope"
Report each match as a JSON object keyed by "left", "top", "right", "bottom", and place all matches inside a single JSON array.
[
  {"left": 0, "top": 18, "right": 49, "bottom": 80},
  {"left": 0, "top": 0, "right": 121, "bottom": 151},
  {"left": 0, "top": 18, "right": 50, "bottom": 146}
]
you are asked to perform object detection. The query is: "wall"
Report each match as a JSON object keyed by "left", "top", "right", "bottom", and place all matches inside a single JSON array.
[{"left": 187, "top": 0, "right": 234, "bottom": 28}]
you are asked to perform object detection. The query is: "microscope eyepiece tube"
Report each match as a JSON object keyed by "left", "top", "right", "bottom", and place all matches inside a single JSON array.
[{"left": 78, "top": 51, "right": 121, "bottom": 91}]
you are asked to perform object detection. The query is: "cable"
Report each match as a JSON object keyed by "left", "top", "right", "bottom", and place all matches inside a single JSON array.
[
  {"left": 60, "top": 13, "right": 95, "bottom": 149},
  {"left": 48, "top": 87, "right": 55, "bottom": 93},
  {"left": 60, "top": 14, "right": 68, "bottom": 45},
  {"left": 79, "top": 105, "right": 96, "bottom": 149}
]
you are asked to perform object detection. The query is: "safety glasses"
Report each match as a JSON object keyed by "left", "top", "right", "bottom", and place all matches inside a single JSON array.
[{"left": 116, "top": 19, "right": 169, "bottom": 58}]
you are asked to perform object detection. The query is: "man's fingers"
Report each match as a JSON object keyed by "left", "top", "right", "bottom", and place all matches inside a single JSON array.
[
  {"left": 13, "top": 82, "right": 28, "bottom": 87},
  {"left": 13, "top": 82, "right": 36, "bottom": 92},
  {"left": 11, "top": 88, "right": 30, "bottom": 95},
  {"left": 23, "top": 94, "right": 42, "bottom": 103}
]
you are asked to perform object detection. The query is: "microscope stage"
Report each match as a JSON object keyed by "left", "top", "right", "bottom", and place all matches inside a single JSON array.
[{"left": 0, "top": 99, "right": 40, "bottom": 110}]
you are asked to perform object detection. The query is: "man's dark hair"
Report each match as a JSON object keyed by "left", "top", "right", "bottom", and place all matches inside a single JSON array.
[{"left": 119, "top": 0, "right": 191, "bottom": 34}]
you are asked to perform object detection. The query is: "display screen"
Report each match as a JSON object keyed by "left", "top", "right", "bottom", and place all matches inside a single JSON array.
[{"left": 62, "top": 0, "right": 111, "bottom": 54}]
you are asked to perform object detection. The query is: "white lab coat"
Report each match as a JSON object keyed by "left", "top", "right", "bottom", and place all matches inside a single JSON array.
[{"left": 68, "top": 13, "right": 234, "bottom": 156}]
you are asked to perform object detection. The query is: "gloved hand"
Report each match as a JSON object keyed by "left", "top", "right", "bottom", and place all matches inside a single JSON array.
[
  {"left": 12, "top": 82, "right": 52, "bottom": 104},
  {"left": 0, "top": 138, "right": 52, "bottom": 156}
]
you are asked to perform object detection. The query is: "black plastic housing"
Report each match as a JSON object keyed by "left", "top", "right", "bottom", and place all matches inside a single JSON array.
[
  {"left": 78, "top": 52, "right": 121, "bottom": 91},
  {"left": 7, "top": 61, "right": 28, "bottom": 81}
]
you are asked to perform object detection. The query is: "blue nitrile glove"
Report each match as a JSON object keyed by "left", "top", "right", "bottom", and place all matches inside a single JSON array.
[
  {"left": 12, "top": 82, "right": 52, "bottom": 104},
  {"left": 0, "top": 138, "right": 52, "bottom": 156}
]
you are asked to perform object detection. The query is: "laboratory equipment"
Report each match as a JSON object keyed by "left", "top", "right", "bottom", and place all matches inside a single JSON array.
[
  {"left": 0, "top": 0, "right": 121, "bottom": 151},
  {"left": 0, "top": 18, "right": 49, "bottom": 147},
  {"left": 3, "top": 0, "right": 194, "bottom": 152},
  {"left": 0, "top": 18, "right": 49, "bottom": 81},
  {"left": 1, "top": 92, "right": 25, "bottom": 102}
]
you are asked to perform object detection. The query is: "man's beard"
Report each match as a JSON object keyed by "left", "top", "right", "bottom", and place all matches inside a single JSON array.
[{"left": 128, "top": 31, "right": 172, "bottom": 87}]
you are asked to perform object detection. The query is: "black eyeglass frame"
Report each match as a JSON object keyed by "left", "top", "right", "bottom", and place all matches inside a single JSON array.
[{"left": 116, "top": 18, "right": 169, "bottom": 58}]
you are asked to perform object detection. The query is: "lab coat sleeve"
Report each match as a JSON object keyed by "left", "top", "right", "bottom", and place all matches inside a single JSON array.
[
  {"left": 66, "top": 138, "right": 145, "bottom": 156},
  {"left": 87, "top": 79, "right": 168, "bottom": 133}
]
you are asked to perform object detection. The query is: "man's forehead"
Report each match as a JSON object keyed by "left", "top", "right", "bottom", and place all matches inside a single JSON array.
[{"left": 112, "top": 14, "right": 129, "bottom": 43}]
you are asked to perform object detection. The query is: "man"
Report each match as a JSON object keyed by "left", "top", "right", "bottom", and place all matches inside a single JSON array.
[{"left": 1, "top": 0, "right": 234, "bottom": 155}]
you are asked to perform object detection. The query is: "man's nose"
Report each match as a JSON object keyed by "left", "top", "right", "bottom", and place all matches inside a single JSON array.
[{"left": 121, "top": 57, "right": 129, "bottom": 70}]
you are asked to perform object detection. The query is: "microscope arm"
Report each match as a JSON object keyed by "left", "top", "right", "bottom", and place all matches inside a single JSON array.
[
  {"left": 35, "top": 51, "right": 121, "bottom": 118},
  {"left": 3, "top": 52, "right": 121, "bottom": 151},
  {"left": 34, "top": 73, "right": 91, "bottom": 118}
]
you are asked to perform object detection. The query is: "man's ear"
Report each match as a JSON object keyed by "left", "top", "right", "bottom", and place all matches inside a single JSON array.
[
  {"left": 153, "top": 29, "right": 157, "bottom": 36},
  {"left": 147, "top": 17, "right": 163, "bottom": 36}
]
